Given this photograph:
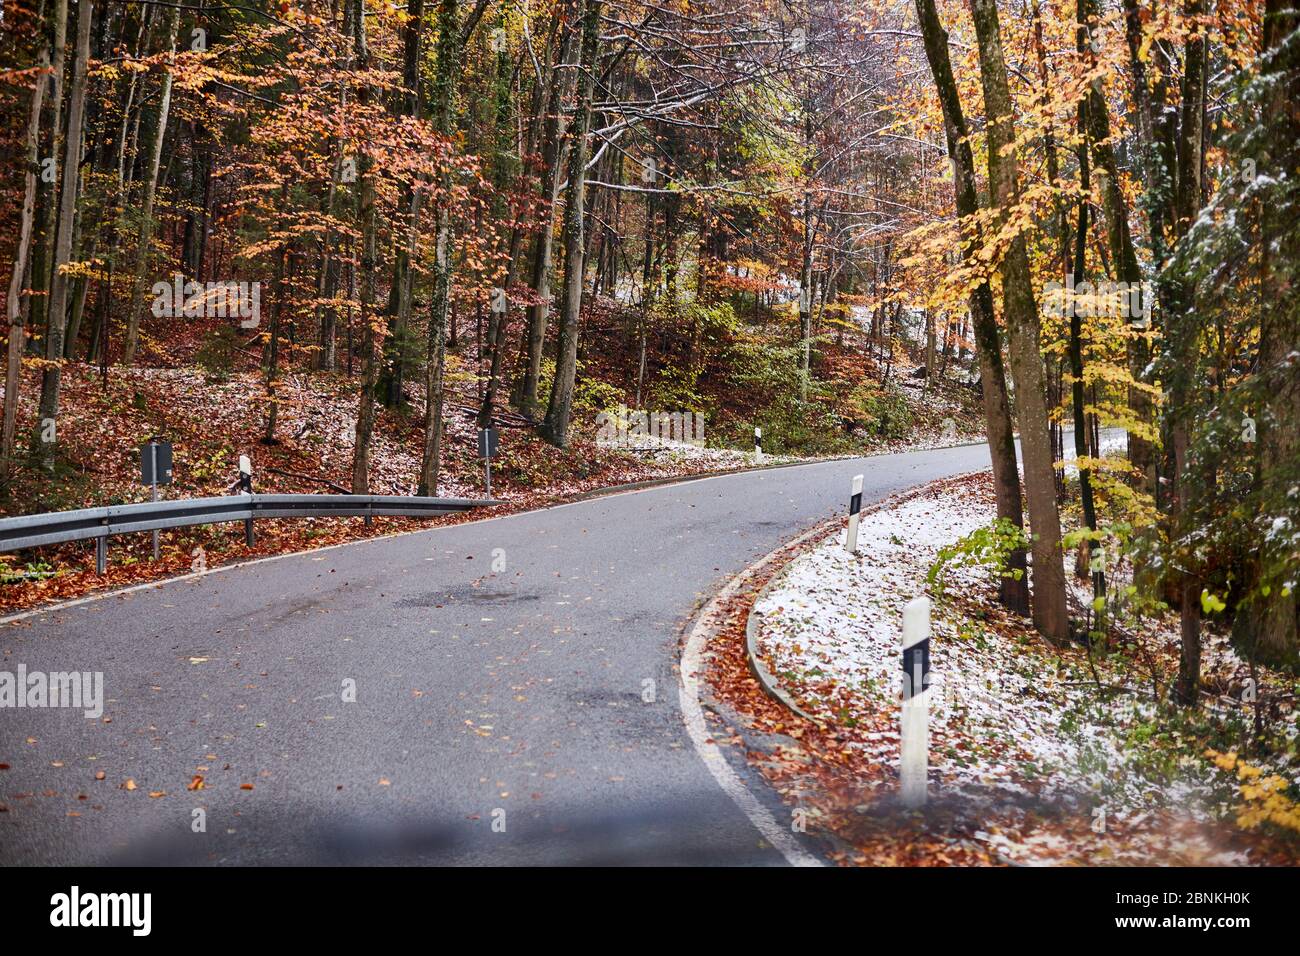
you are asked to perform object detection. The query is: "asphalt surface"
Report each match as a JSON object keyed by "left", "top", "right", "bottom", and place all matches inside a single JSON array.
[{"left": 1, "top": 442, "right": 995, "bottom": 865}]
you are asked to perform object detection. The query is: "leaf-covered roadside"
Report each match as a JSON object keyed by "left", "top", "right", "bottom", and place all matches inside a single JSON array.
[{"left": 706, "top": 473, "right": 1300, "bottom": 866}]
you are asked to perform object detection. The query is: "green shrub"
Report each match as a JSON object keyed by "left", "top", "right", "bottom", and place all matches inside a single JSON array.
[
  {"left": 846, "top": 382, "right": 912, "bottom": 439},
  {"left": 927, "top": 518, "right": 1030, "bottom": 598},
  {"left": 573, "top": 375, "right": 624, "bottom": 417},
  {"left": 194, "top": 325, "right": 237, "bottom": 382}
]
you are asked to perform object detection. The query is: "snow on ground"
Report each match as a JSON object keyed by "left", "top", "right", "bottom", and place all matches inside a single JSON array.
[
  {"left": 752, "top": 478, "right": 1107, "bottom": 802},
  {"left": 749, "top": 472, "right": 1293, "bottom": 863},
  {"left": 602, "top": 434, "right": 799, "bottom": 469}
]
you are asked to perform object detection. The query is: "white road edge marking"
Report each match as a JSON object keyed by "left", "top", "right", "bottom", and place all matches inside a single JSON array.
[{"left": 678, "top": 517, "right": 838, "bottom": 868}]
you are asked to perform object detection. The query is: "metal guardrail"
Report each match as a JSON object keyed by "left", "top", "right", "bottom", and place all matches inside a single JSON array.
[{"left": 0, "top": 493, "right": 493, "bottom": 573}]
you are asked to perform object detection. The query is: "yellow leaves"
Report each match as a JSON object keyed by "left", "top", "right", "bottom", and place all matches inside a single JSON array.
[
  {"left": 1205, "top": 750, "right": 1300, "bottom": 834},
  {"left": 1136, "top": 30, "right": 1154, "bottom": 65},
  {"left": 1207, "top": 749, "right": 1238, "bottom": 772}
]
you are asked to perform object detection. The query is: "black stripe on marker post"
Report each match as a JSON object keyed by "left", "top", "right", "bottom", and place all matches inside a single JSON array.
[{"left": 901, "top": 637, "right": 930, "bottom": 700}]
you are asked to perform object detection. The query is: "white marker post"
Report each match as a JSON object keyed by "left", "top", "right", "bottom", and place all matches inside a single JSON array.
[
  {"left": 238, "top": 455, "right": 254, "bottom": 546},
  {"left": 900, "top": 596, "right": 931, "bottom": 808},
  {"left": 754, "top": 426, "right": 763, "bottom": 464},
  {"left": 845, "top": 473, "right": 864, "bottom": 554},
  {"left": 149, "top": 442, "right": 160, "bottom": 560}
]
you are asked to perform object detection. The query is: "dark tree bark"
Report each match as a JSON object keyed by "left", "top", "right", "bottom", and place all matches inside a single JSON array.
[
  {"left": 36, "top": 0, "right": 94, "bottom": 470},
  {"left": 968, "top": 0, "right": 1069, "bottom": 643},
  {"left": 122, "top": 8, "right": 180, "bottom": 366},
  {"left": 1080, "top": 0, "right": 1155, "bottom": 494},
  {"left": 538, "top": 0, "right": 601, "bottom": 447},
  {"left": 514, "top": 12, "right": 576, "bottom": 417},
  {"left": 349, "top": 0, "right": 381, "bottom": 493},
  {"left": 1168, "top": 0, "right": 1208, "bottom": 705},
  {"left": 378, "top": 0, "right": 425, "bottom": 409},
  {"left": 418, "top": 0, "right": 464, "bottom": 494},
  {"left": 914, "top": 0, "right": 1029, "bottom": 615},
  {"left": 3, "top": 48, "right": 48, "bottom": 469}
]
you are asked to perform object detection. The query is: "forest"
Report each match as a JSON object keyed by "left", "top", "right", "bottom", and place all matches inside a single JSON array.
[{"left": 0, "top": 0, "right": 1297, "bottom": 703}]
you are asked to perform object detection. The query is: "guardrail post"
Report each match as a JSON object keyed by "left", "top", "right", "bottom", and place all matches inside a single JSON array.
[
  {"left": 244, "top": 515, "right": 255, "bottom": 547},
  {"left": 900, "top": 596, "right": 931, "bottom": 808},
  {"left": 95, "top": 536, "right": 107, "bottom": 575},
  {"left": 845, "top": 473, "right": 864, "bottom": 555}
]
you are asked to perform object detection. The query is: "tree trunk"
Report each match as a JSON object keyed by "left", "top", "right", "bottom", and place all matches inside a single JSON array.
[
  {"left": 349, "top": 0, "right": 381, "bottom": 493},
  {"left": 968, "top": 0, "right": 1068, "bottom": 642},
  {"left": 537, "top": 0, "right": 601, "bottom": 447},
  {"left": 1169, "top": 0, "right": 1208, "bottom": 704},
  {"left": 1244, "top": 0, "right": 1299, "bottom": 668},
  {"left": 514, "top": 18, "right": 575, "bottom": 417},
  {"left": 1080, "top": 0, "right": 1154, "bottom": 494},
  {"left": 378, "top": 0, "right": 425, "bottom": 408},
  {"left": 797, "top": 116, "right": 814, "bottom": 396},
  {"left": 31, "top": 0, "right": 69, "bottom": 352},
  {"left": 2, "top": 49, "right": 48, "bottom": 469},
  {"left": 913, "top": 0, "right": 1029, "bottom": 615},
  {"left": 418, "top": 0, "right": 463, "bottom": 494},
  {"left": 35, "top": 0, "right": 94, "bottom": 470},
  {"left": 352, "top": 171, "right": 380, "bottom": 493},
  {"left": 477, "top": 7, "right": 528, "bottom": 429},
  {"left": 121, "top": 9, "right": 180, "bottom": 366}
]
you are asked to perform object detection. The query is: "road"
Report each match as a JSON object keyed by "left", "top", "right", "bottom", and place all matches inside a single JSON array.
[{"left": 1, "top": 442, "right": 995, "bottom": 865}]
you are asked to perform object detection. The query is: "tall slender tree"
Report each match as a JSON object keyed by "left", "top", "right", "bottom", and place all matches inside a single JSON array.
[
  {"left": 35, "top": 0, "right": 94, "bottom": 471},
  {"left": 968, "top": 0, "right": 1069, "bottom": 643},
  {"left": 538, "top": 0, "right": 601, "bottom": 447}
]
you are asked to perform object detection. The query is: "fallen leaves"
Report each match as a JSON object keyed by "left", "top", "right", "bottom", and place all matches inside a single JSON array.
[{"left": 704, "top": 473, "right": 1295, "bottom": 866}]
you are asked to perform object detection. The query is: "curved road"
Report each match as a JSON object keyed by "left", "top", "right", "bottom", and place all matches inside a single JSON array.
[{"left": 1, "top": 442, "right": 994, "bottom": 865}]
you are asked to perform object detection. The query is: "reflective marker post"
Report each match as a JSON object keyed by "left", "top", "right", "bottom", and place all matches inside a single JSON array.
[
  {"left": 754, "top": 426, "right": 763, "bottom": 464},
  {"left": 478, "top": 427, "right": 499, "bottom": 498},
  {"left": 238, "top": 454, "right": 254, "bottom": 546},
  {"left": 140, "top": 438, "right": 173, "bottom": 560},
  {"left": 900, "top": 596, "right": 931, "bottom": 808},
  {"left": 845, "top": 473, "right": 864, "bottom": 554}
]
